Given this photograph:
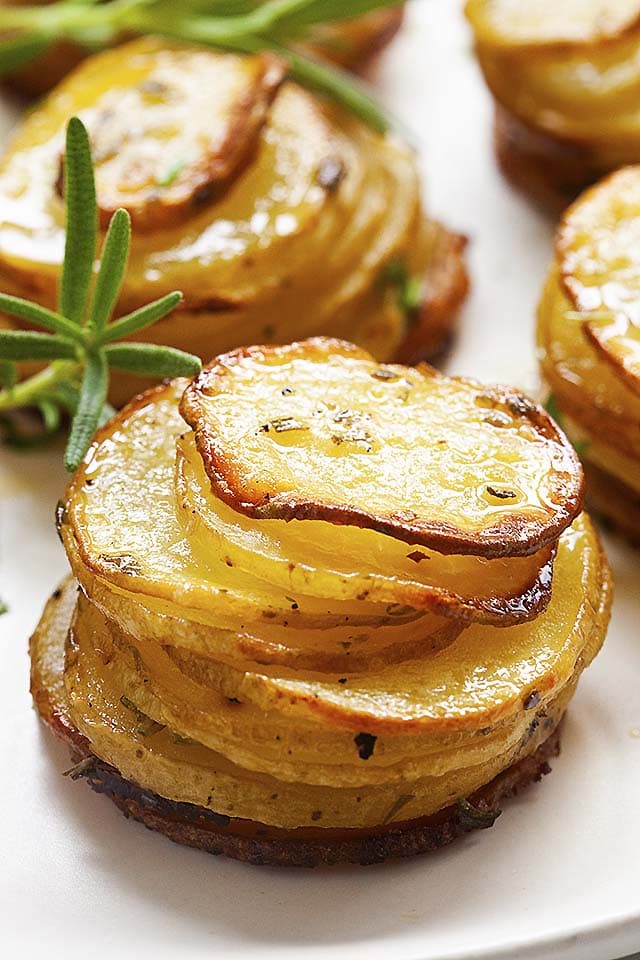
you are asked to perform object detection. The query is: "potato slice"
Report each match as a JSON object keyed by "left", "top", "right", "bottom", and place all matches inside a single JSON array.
[
  {"left": 83, "top": 575, "right": 462, "bottom": 675},
  {"left": 63, "top": 378, "right": 557, "bottom": 627},
  {"left": 180, "top": 339, "right": 582, "bottom": 558},
  {"left": 177, "top": 431, "right": 555, "bottom": 624},
  {"left": 66, "top": 47, "right": 285, "bottom": 231},
  {"left": 465, "top": 0, "right": 640, "bottom": 49},
  {"left": 558, "top": 167, "right": 640, "bottom": 396},
  {"left": 65, "top": 601, "right": 537, "bottom": 787},
  {"left": 538, "top": 271, "right": 640, "bottom": 456}
]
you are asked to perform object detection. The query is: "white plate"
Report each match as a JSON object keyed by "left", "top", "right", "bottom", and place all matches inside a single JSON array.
[{"left": 1, "top": 3, "right": 639, "bottom": 958}]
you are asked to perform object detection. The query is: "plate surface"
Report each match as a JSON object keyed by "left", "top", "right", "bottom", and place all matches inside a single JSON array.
[{"left": 1, "top": 3, "right": 639, "bottom": 958}]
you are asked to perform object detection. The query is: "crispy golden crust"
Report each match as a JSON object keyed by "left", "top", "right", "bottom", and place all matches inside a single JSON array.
[
  {"left": 494, "top": 105, "right": 602, "bottom": 212},
  {"left": 181, "top": 338, "right": 583, "bottom": 558},
  {"left": 32, "top": 658, "right": 562, "bottom": 867},
  {"left": 583, "top": 460, "right": 640, "bottom": 546},
  {"left": 79, "top": 53, "right": 287, "bottom": 233},
  {"left": 396, "top": 224, "right": 469, "bottom": 364}
]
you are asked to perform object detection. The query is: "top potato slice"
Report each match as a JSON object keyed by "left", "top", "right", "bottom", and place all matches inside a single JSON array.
[
  {"left": 71, "top": 44, "right": 285, "bottom": 231},
  {"left": 465, "top": 0, "right": 640, "bottom": 49},
  {"left": 558, "top": 167, "right": 640, "bottom": 396},
  {"left": 181, "top": 339, "right": 582, "bottom": 558}
]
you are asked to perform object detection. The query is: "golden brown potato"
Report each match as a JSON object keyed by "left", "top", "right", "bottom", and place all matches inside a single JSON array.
[
  {"left": 180, "top": 339, "right": 582, "bottom": 557},
  {"left": 0, "top": 37, "right": 467, "bottom": 405},
  {"left": 31, "top": 338, "right": 610, "bottom": 864},
  {"left": 1, "top": 3, "right": 405, "bottom": 98},
  {"left": 466, "top": 0, "right": 640, "bottom": 207},
  {"left": 538, "top": 165, "right": 640, "bottom": 541}
]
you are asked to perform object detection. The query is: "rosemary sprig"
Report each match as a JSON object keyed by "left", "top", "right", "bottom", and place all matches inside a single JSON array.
[
  {"left": 0, "top": 0, "right": 406, "bottom": 133},
  {"left": 0, "top": 117, "right": 200, "bottom": 472}
]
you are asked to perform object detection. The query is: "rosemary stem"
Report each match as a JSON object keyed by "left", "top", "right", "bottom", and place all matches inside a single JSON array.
[{"left": 0, "top": 360, "right": 79, "bottom": 411}]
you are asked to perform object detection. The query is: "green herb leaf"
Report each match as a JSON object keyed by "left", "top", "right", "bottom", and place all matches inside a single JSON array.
[
  {"left": 64, "top": 350, "right": 108, "bottom": 472},
  {"left": 0, "top": 359, "right": 17, "bottom": 391},
  {"left": 457, "top": 798, "right": 501, "bottom": 832},
  {"left": 543, "top": 393, "right": 561, "bottom": 424},
  {"left": 59, "top": 116, "right": 98, "bottom": 326},
  {"left": 0, "top": 330, "right": 77, "bottom": 361},
  {"left": 104, "top": 342, "right": 202, "bottom": 377},
  {"left": 383, "top": 259, "right": 424, "bottom": 315},
  {"left": 88, "top": 208, "right": 131, "bottom": 332},
  {"left": 0, "top": 293, "right": 84, "bottom": 341},
  {"left": 0, "top": 597, "right": 8, "bottom": 615},
  {"left": 157, "top": 158, "right": 186, "bottom": 188},
  {"left": 38, "top": 399, "right": 62, "bottom": 434},
  {"left": 102, "top": 291, "right": 183, "bottom": 343}
]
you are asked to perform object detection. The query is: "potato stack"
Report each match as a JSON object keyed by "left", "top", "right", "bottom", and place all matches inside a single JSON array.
[
  {"left": 538, "top": 167, "right": 640, "bottom": 543},
  {"left": 465, "top": 0, "right": 640, "bottom": 208},
  {"left": 31, "top": 339, "right": 611, "bottom": 866},
  {"left": 0, "top": 37, "right": 467, "bottom": 406}
]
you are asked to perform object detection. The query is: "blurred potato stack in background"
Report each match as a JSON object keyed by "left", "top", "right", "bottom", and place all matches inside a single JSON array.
[
  {"left": 466, "top": 0, "right": 640, "bottom": 208},
  {"left": 538, "top": 168, "right": 640, "bottom": 543},
  {"left": 0, "top": 35, "right": 467, "bottom": 406}
]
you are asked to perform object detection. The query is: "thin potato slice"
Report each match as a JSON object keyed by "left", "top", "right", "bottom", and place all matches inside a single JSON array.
[
  {"left": 180, "top": 339, "right": 582, "bottom": 558},
  {"left": 537, "top": 272, "right": 640, "bottom": 452},
  {"left": 558, "top": 167, "right": 640, "bottom": 396},
  {"left": 84, "top": 578, "right": 462, "bottom": 675},
  {"left": 71, "top": 48, "right": 286, "bottom": 231},
  {"left": 177, "top": 432, "right": 556, "bottom": 624},
  {"left": 465, "top": 0, "right": 640, "bottom": 49}
]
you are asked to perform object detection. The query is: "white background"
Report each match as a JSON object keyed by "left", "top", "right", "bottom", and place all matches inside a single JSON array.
[{"left": 1, "top": 2, "right": 639, "bottom": 958}]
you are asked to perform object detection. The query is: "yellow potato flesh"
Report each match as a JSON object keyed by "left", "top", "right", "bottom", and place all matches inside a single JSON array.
[
  {"left": 0, "top": 37, "right": 433, "bottom": 400},
  {"left": 177, "top": 433, "right": 554, "bottom": 619},
  {"left": 538, "top": 168, "right": 640, "bottom": 488},
  {"left": 467, "top": 0, "right": 640, "bottom": 164},
  {"left": 63, "top": 381, "right": 556, "bottom": 627},
  {"left": 466, "top": 0, "right": 640, "bottom": 47},
  {"left": 538, "top": 271, "right": 640, "bottom": 450},
  {"left": 181, "top": 342, "right": 580, "bottom": 558},
  {"left": 558, "top": 167, "right": 640, "bottom": 395}
]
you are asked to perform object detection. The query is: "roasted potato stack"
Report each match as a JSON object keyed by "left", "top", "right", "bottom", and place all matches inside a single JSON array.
[
  {"left": 0, "top": 36, "right": 467, "bottom": 406},
  {"left": 465, "top": 0, "right": 640, "bottom": 208},
  {"left": 1, "top": 2, "right": 405, "bottom": 97},
  {"left": 538, "top": 166, "right": 640, "bottom": 543},
  {"left": 30, "top": 338, "right": 610, "bottom": 866}
]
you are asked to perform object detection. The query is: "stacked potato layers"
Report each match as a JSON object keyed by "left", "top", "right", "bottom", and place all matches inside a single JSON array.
[
  {"left": 0, "top": 37, "right": 467, "bottom": 405},
  {"left": 538, "top": 167, "right": 640, "bottom": 542},
  {"left": 466, "top": 0, "right": 640, "bottom": 207},
  {"left": 31, "top": 339, "right": 611, "bottom": 866}
]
